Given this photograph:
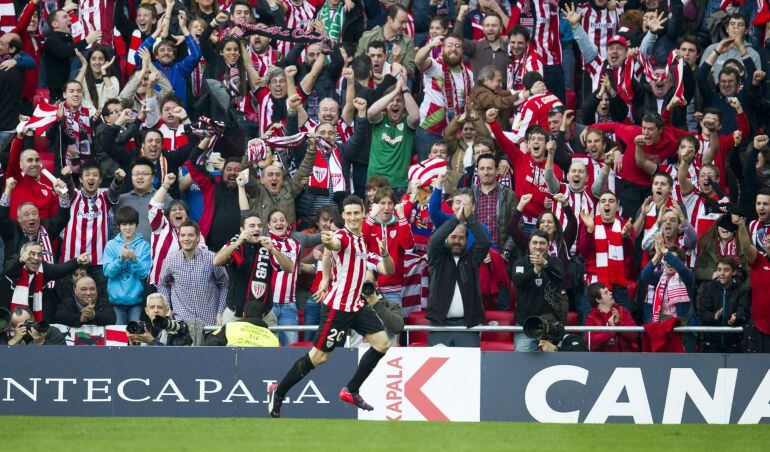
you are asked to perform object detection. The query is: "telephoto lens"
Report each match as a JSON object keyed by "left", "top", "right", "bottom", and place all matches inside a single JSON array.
[{"left": 152, "top": 316, "right": 187, "bottom": 334}]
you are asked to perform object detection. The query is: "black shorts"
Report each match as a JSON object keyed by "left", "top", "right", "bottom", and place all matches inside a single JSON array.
[{"left": 314, "top": 304, "right": 384, "bottom": 352}]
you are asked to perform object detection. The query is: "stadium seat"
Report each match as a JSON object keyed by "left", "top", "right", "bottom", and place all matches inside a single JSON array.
[
  {"left": 567, "top": 311, "right": 579, "bottom": 326},
  {"left": 480, "top": 341, "right": 514, "bottom": 351},
  {"left": 406, "top": 311, "right": 430, "bottom": 345},
  {"left": 482, "top": 310, "right": 514, "bottom": 342},
  {"left": 289, "top": 341, "right": 313, "bottom": 348}
]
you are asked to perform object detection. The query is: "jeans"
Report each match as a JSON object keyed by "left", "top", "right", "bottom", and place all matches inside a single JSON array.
[
  {"left": 415, "top": 127, "right": 442, "bottom": 162},
  {"left": 303, "top": 300, "right": 321, "bottom": 341},
  {"left": 514, "top": 332, "right": 539, "bottom": 352},
  {"left": 578, "top": 285, "right": 631, "bottom": 325},
  {"left": 114, "top": 304, "right": 143, "bottom": 325},
  {"left": 543, "top": 64, "right": 566, "bottom": 104},
  {"left": 273, "top": 302, "right": 299, "bottom": 346}
]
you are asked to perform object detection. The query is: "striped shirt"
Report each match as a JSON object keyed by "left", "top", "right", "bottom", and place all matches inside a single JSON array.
[
  {"left": 61, "top": 188, "right": 118, "bottom": 265},
  {"left": 271, "top": 235, "right": 301, "bottom": 304},
  {"left": 322, "top": 228, "right": 382, "bottom": 312},
  {"left": 512, "top": 0, "right": 561, "bottom": 66},
  {"left": 158, "top": 123, "right": 189, "bottom": 152},
  {"left": 148, "top": 199, "right": 207, "bottom": 286},
  {"left": 280, "top": 0, "right": 318, "bottom": 54},
  {"left": 577, "top": 3, "right": 622, "bottom": 58}
]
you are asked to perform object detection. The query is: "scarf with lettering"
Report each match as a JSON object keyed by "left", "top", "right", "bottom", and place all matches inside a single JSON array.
[
  {"left": 309, "top": 137, "right": 345, "bottom": 195},
  {"left": 11, "top": 266, "right": 45, "bottom": 322},
  {"left": 228, "top": 21, "right": 331, "bottom": 50},
  {"left": 652, "top": 271, "right": 690, "bottom": 322},
  {"left": 439, "top": 58, "right": 471, "bottom": 122},
  {"left": 593, "top": 216, "right": 626, "bottom": 289}
]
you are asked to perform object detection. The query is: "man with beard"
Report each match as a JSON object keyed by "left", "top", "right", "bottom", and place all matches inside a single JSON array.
[
  {"left": 158, "top": 221, "right": 229, "bottom": 327},
  {"left": 102, "top": 110, "right": 202, "bottom": 198},
  {"left": 488, "top": 109, "right": 562, "bottom": 232},
  {"left": 545, "top": 156, "right": 596, "bottom": 252},
  {"left": 5, "top": 131, "right": 69, "bottom": 221},
  {"left": 576, "top": 190, "right": 634, "bottom": 322},
  {"left": 505, "top": 25, "right": 544, "bottom": 95},
  {"left": 54, "top": 276, "right": 116, "bottom": 326},
  {"left": 2, "top": 241, "right": 90, "bottom": 322},
  {"left": 356, "top": 5, "right": 416, "bottom": 77},
  {"left": 1, "top": 177, "right": 70, "bottom": 267},
  {"left": 367, "top": 74, "right": 420, "bottom": 191},
  {"left": 425, "top": 195, "right": 489, "bottom": 347},
  {"left": 135, "top": 9, "right": 201, "bottom": 108},
  {"left": 43, "top": 9, "right": 102, "bottom": 100},
  {"left": 60, "top": 163, "right": 124, "bottom": 289},
  {"left": 452, "top": 6, "right": 510, "bottom": 82},
  {"left": 415, "top": 35, "right": 472, "bottom": 160},
  {"left": 247, "top": 33, "right": 278, "bottom": 79},
  {"left": 148, "top": 173, "right": 207, "bottom": 288}
]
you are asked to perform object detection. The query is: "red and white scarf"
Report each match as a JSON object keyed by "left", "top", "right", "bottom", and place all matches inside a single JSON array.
[
  {"left": 63, "top": 104, "right": 92, "bottom": 152},
  {"left": 619, "top": 50, "right": 684, "bottom": 104},
  {"left": 652, "top": 271, "right": 690, "bottom": 322},
  {"left": 0, "top": 0, "right": 14, "bottom": 33},
  {"left": 246, "top": 132, "right": 307, "bottom": 163},
  {"left": 309, "top": 138, "right": 345, "bottom": 195},
  {"left": 125, "top": 29, "right": 144, "bottom": 78},
  {"left": 439, "top": 58, "right": 472, "bottom": 121},
  {"left": 191, "top": 57, "right": 206, "bottom": 97},
  {"left": 593, "top": 216, "right": 625, "bottom": 289},
  {"left": 11, "top": 266, "right": 45, "bottom": 322}
]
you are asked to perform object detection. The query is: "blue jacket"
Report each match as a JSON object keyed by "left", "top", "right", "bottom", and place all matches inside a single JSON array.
[
  {"left": 428, "top": 187, "right": 491, "bottom": 249},
  {"left": 136, "top": 34, "right": 201, "bottom": 107},
  {"left": 640, "top": 252, "right": 694, "bottom": 321},
  {"left": 103, "top": 232, "right": 152, "bottom": 306}
]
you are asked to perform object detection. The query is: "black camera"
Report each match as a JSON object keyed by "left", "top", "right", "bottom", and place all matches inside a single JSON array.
[
  {"left": 361, "top": 281, "right": 377, "bottom": 298},
  {"left": 523, "top": 314, "right": 565, "bottom": 343},
  {"left": 152, "top": 316, "right": 188, "bottom": 335},
  {"left": 23, "top": 319, "right": 49, "bottom": 334},
  {"left": 126, "top": 320, "right": 147, "bottom": 334}
]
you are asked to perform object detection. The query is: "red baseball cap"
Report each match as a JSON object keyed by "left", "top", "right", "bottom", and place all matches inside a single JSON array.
[{"left": 607, "top": 35, "right": 630, "bottom": 48}]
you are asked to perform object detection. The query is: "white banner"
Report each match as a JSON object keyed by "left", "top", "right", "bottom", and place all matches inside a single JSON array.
[
  {"left": 358, "top": 347, "right": 481, "bottom": 422},
  {"left": 52, "top": 324, "right": 129, "bottom": 346}
]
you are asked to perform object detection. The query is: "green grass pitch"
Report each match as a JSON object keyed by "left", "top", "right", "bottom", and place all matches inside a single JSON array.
[{"left": 5, "top": 416, "right": 770, "bottom": 451}]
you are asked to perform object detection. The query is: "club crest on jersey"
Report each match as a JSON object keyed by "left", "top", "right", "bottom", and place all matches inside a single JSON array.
[
  {"left": 41, "top": 189, "right": 48, "bottom": 196},
  {"left": 251, "top": 281, "right": 267, "bottom": 299},
  {"left": 313, "top": 168, "right": 327, "bottom": 181},
  {"left": 390, "top": 230, "right": 397, "bottom": 239}
]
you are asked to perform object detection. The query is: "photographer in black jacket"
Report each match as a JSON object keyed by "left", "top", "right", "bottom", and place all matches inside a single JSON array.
[
  {"left": 127, "top": 293, "right": 192, "bottom": 346},
  {"left": 512, "top": 230, "right": 563, "bottom": 352},
  {"left": 426, "top": 198, "right": 489, "bottom": 347}
]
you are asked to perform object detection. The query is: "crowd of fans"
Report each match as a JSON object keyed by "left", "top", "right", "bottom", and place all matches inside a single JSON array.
[{"left": 1, "top": 0, "right": 770, "bottom": 352}]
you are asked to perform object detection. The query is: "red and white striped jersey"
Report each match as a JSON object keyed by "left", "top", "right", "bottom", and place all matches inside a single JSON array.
[
  {"left": 0, "top": 0, "right": 14, "bottom": 33},
  {"left": 554, "top": 184, "right": 595, "bottom": 254},
  {"left": 584, "top": 57, "right": 642, "bottom": 95},
  {"left": 509, "top": 91, "right": 563, "bottom": 142},
  {"left": 249, "top": 46, "right": 279, "bottom": 78},
  {"left": 256, "top": 88, "right": 276, "bottom": 137},
  {"left": 322, "top": 228, "right": 382, "bottom": 312},
  {"left": 571, "top": 154, "right": 616, "bottom": 194},
  {"left": 148, "top": 199, "right": 207, "bottom": 286},
  {"left": 61, "top": 189, "right": 115, "bottom": 265},
  {"left": 577, "top": 3, "right": 622, "bottom": 59},
  {"left": 158, "top": 123, "right": 189, "bottom": 152},
  {"left": 660, "top": 161, "right": 698, "bottom": 191},
  {"left": 511, "top": 0, "right": 561, "bottom": 66},
  {"left": 76, "top": 0, "right": 116, "bottom": 46},
  {"left": 270, "top": 235, "right": 301, "bottom": 304},
  {"left": 405, "top": 12, "right": 415, "bottom": 38},
  {"left": 507, "top": 47, "right": 544, "bottom": 92},
  {"left": 280, "top": 0, "right": 318, "bottom": 54}
]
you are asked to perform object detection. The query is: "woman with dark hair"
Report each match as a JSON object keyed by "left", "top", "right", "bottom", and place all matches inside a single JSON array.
[
  {"left": 75, "top": 46, "right": 120, "bottom": 114},
  {"left": 694, "top": 214, "right": 749, "bottom": 294},
  {"left": 508, "top": 192, "right": 577, "bottom": 320},
  {"left": 190, "top": 0, "right": 219, "bottom": 22},
  {"left": 200, "top": 20, "right": 262, "bottom": 140}
]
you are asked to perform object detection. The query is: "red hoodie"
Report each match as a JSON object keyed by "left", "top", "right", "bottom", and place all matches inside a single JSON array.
[{"left": 584, "top": 305, "right": 639, "bottom": 352}]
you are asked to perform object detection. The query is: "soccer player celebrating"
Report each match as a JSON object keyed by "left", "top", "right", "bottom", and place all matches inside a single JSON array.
[{"left": 267, "top": 195, "right": 395, "bottom": 418}]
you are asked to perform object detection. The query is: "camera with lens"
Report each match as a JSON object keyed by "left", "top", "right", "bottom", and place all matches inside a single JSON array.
[
  {"left": 152, "top": 316, "right": 188, "bottom": 335},
  {"left": 20, "top": 319, "right": 49, "bottom": 343},
  {"left": 360, "top": 281, "right": 377, "bottom": 298},
  {"left": 126, "top": 320, "right": 147, "bottom": 334},
  {"left": 523, "top": 314, "right": 565, "bottom": 343}
]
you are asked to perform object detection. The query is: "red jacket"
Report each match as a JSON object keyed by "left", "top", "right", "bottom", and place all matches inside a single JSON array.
[
  {"left": 11, "top": 1, "right": 42, "bottom": 101},
  {"left": 7, "top": 137, "right": 60, "bottom": 221},
  {"left": 584, "top": 305, "right": 639, "bottom": 352},
  {"left": 362, "top": 215, "right": 415, "bottom": 291},
  {"left": 590, "top": 120, "right": 687, "bottom": 186}
]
